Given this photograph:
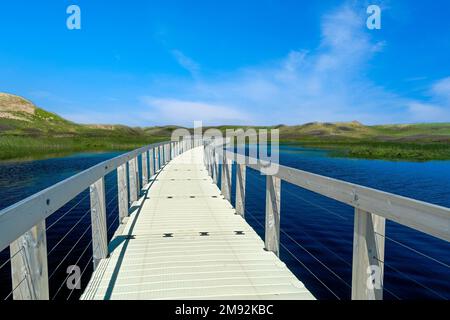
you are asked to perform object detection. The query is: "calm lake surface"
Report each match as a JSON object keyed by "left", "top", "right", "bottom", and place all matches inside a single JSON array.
[{"left": 0, "top": 146, "right": 449, "bottom": 300}]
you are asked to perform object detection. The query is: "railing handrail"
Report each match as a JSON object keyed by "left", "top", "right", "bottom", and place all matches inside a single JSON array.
[
  {"left": 0, "top": 139, "right": 177, "bottom": 252},
  {"left": 223, "top": 150, "right": 450, "bottom": 242},
  {"left": 203, "top": 138, "right": 449, "bottom": 299},
  {"left": 1, "top": 136, "right": 200, "bottom": 300},
  {"left": 1, "top": 135, "right": 448, "bottom": 300}
]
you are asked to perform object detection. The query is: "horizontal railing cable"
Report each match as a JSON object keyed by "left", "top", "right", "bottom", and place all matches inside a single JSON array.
[
  {"left": 66, "top": 213, "right": 119, "bottom": 300},
  {"left": 48, "top": 224, "right": 92, "bottom": 281},
  {"left": 47, "top": 207, "right": 91, "bottom": 257},
  {"left": 47, "top": 185, "right": 116, "bottom": 256},
  {"left": 245, "top": 177, "right": 352, "bottom": 266},
  {"left": 280, "top": 225, "right": 401, "bottom": 299},
  {"left": 67, "top": 256, "right": 93, "bottom": 300},
  {"left": 0, "top": 247, "right": 23, "bottom": 272},
  {"left": 46, "top": 191, "right": 91, "bottom": 231},
  {"left": 3, "top": 275, "right": 27, "bottom": 300},
  {"left": 383, "top": 260, "right": 447, "bottom": 299},
  {"left": 280, "top": 227, "right": 351, "bottom": 289},
  {"left": 50, "top": 193, "right": 120, "bottom": 298},
  {"left": 242, "top": 172, "right": 404, "bottom": 299},
  {"left": 52, "top": 237, "right": 93, "bottom": 299},
  {"left": 48, "top": 182, "right": 120, "bottom": 280},
  {"left": 376, "top": 232, "right": 450, "bottom": 270},
  {"left": 244, "top": 208, "right": 341, "bottom": 300}
]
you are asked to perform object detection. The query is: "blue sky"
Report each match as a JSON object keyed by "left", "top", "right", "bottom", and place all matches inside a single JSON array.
[{"left": 0, "top": 0, "right": 449, "bottom": 126}]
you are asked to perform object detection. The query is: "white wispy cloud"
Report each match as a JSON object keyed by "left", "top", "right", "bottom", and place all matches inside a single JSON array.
[
  {"left": 60, "top": 111, "right": 144, "bottom": 126},
  {"left": 431, "top": 77, "right": 450, "bottom": 103},
  {"left": 59, "top": 3, "right": 449, "bottom": 126},
  {"left": 406, "top": 77, "right": 450, "bottom": 121},
  {"left": 140, "top": 97, "right": 250, "bottom": 125},
  {"left": 171, "top": 50, "right": 200, "bottom": 78},
  {"left": 143, "top": 4, "right": 414, "bottom": 125},
  {"left": 407, "top": 102, "right": 449, "bottom": 122}
]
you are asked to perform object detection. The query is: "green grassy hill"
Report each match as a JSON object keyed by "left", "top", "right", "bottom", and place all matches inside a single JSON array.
[
  {"left": 1, "top": 93, "right": 449, "bottom": 161},
  {"left": 275, "top": 122, "right": 450, "bottom": 160},
  {"left": 0, "top": 93, "right": 173, "bottom": 160}
]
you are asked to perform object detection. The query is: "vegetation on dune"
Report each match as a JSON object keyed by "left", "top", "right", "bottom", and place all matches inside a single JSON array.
[
  {"left": 0, "top": 136, "right": 168, "bottom": 161},
  {"left": 0, "top": 93, "right": 171, "bottom": 161},
  {"left": 208, "top": 122, "right": 450, "bottom": 161},
  {"left": 275, "top": 122, "right": 450, "bottom": 161},
  {"left": 281, "top": 138, "right": 450, "bottom": 161},
  {"left": 1, "top": 93, "right": 449, "bottom": 161}
]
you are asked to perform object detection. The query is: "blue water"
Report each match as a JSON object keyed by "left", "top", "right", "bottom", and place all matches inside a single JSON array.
[
  {"left": 0, "top": 146, "right": 449, "bottom": 300},
  {"left": 0, "top": 152, "right": 125, "bottom": 300}
]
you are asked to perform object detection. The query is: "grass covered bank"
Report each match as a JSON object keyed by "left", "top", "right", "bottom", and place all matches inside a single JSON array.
[
  {"left": 1, "top": 93, "right": 449, "bottom": 162},
  {"left": 0, "top": 135, "right": 168, "bottom": 161},
  {"left": 281, "top": 139, "right": 450, "bottom": 161}
]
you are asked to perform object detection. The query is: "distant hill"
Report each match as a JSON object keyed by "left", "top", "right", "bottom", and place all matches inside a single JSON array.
[
  {"left": 0, "top": 93, "right": 178, "bottom": 139},
  {"left": 0, "top": 93, "right": 36, "bottom": 116},
  {"left": 0, "top": 93, "right": 176, "bottom": 160},
  {"left": 276, "top": 121, "right": 450, "bottom": 143},
  {"left": 1, "top": 92, "right": 449, "bottom": 161},
  {"left": 0, "top": 93, "right": 76, "bottom": 132}
]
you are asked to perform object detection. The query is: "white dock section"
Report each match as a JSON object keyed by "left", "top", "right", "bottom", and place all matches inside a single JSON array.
[{"left": 81, "top": 147, "right": 315, "bottom": 300}]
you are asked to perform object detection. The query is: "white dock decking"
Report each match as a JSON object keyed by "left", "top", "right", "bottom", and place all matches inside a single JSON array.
[{"left": 81, "top": 146, "right": 315, "bottom": 300}]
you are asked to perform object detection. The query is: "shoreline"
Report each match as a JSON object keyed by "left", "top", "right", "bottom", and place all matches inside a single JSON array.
[{"left": 1, "top": 137, "right": 449, "bottom": 162}]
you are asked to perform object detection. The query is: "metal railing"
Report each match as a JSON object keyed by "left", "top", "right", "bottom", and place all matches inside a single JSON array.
[
  {"left": 0, "top": 137, "right": 198, "bottom": 300},
  {"left": 0, "top": 135, "right": 448, "bottom": 300},
  {"left": 203, "top": 139, "right": 450, "bottom": 300}
]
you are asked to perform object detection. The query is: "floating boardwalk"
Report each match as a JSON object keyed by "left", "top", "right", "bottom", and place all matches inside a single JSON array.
[
  {"left": 81, "top": 147, "right": 315, "bottom": 300},
  {"left": 1, "top": 137, "right": 448, "bottom": 300}
]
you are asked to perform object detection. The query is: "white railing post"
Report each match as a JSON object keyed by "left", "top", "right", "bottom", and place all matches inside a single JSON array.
[
  {"left": 117, "top": 164, "right": 128, "bottom": 223},
  {"left": 212, "top": 147, "right": 218, "bottom": 184},
  {"left": 352, "top": 208, "right": 385, "bottom": 300},
  {"left": 209, "top": 144, "right": 214, "bottom": 177},
  {"left": 128, "top": 157, "right": 138, "bottom": 203},
  {"left": 90, "top": 177, "right": 109, "bottom": 270},
  {"left": 149, "top": 148, "right": 155, "bottom": 178},
  {"left": 136, "top": 157, "right": 141, "bottom": 193},
  {"left": 236, "top": 164, "right": 246, "bottom": 217},
  {"left": 164, "top": 144, "right": 167, "bottom": 163},
  {"left": 142, "top": 151, "right": 148, "bottom": 186},
  {"left": 205, "top": 143, "right": 210, "bottom": 175},
  {"left": 166, "top": 144, "right": 170, "bottom": 162},
  {"left": 165, "top": 144, "right": 168, "bottom": 163},
  {"left": 203, "top": 143, "right": 208, "bottom": 170},
  {"left": 155, "top": 147, "right": 160, "bottom": 172},
  {"left": 159, "top": 145, "right": 162, "bottom": 167},
  {"left": 265, "top": 175, "right": 281, "bottom": 256},
  {"left": 221, "top": 153, "right": 232, "bottom": 202},
  {"left": 9, "top": 220, "right": 49, "bottom": 300}
]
